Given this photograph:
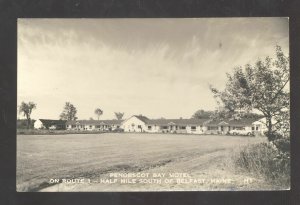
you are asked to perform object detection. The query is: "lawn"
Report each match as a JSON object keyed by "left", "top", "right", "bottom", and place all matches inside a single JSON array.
[{"left": 17, "top": 133, "right": 277, "bottom": 192}]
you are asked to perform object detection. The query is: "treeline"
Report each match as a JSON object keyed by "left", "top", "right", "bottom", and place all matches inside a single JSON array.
[
  {"left": 191, "top": 109, "right": 264, "bottom": 120},
  {"left": 59, "top": 102, "right": 125, "bottom": 121},
  {"left": 18, "top": 101, "right": 125, "bottom": 129}
]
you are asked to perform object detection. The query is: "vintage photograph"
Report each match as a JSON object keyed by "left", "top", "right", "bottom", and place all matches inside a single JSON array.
[{"left": 17, "top": 18, "right": 290, "bottom": 192}]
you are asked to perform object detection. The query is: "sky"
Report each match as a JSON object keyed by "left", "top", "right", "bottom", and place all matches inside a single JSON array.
[{"left": 17, "top": 18, "right": 289, "bottom": 120}]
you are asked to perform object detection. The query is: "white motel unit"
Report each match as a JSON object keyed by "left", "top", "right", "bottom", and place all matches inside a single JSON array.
[
  {"left": 66, "top": 120, "right": 122, "bottom": 131},
  {"left": 121, "top": 115, "right": 210, "bottom": 134}
]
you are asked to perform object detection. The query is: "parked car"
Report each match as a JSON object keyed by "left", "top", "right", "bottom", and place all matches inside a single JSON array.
[
  {"left": 229, "top": 128, "right": 253, "bottom": 136},
  {"left": 49, "top": 125, "right": 57, "bottom": 130}
]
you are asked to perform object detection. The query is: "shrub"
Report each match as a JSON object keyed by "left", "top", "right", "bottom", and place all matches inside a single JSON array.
[
  {"left": 265, "top": 130, "right": 285, "bottom": 141},
  {"left": 234, "top": 139, "right": 290, "bottom": 187},
  {"left": 272, "top": 137, "right": 290, "bottom": 155}
]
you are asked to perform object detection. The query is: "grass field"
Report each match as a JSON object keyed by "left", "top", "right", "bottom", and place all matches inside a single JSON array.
[{"left": 17, "top": 133, "right": 279, "bottom": 192}]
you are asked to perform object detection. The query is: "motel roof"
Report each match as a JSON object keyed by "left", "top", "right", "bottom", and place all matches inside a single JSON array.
[
  {"left": 39, "top": 119, "right": 67, "bottom": 126},
  {"left": 123, "top": 115, "right": 211, "bottom": 126},
  {"left": 133, "top": 115, "right": 150, "bottom": 123},
  {"left": 206, "top": 117, "right": 263, "bottom": 127},
  {"left": 65, "top": 115, "right": 263, "bottom": 127},
  {"left": 227, "top": 118, "right": 263, "bottom": 127},
  {"left": 206, "top": 119, "right": 228, "bottom": 126},
  {"left": 145, "top": 118, "right": 210, "bottom": 126},
  {"left": 66, "top": 120, "right": 123, "bottom": 126}
]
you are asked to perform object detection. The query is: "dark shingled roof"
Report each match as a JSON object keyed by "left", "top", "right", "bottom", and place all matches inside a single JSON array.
[
  {"left": 133, "top": 115, "right": 149, "bottom": 123},
  {"left": 124, "top": 115, "right": 210, "bottom": 126},
  {"left": 39, "top": 119, "right": 67, "bottom": 126},
  {"left": 66, "top": 120, "right": 123, "bottom": 126},
  {"left": 146, "top": 118, "right": 210, "bottom": 126},
  {"left": 206, "top": 119, "right": 228, "bottom": 126},
  {"left": 227, "top": 118, "right": 262, "bottom": 126},
  {"left": 206, "top": 117, "right": 263, "bottom": 127}
]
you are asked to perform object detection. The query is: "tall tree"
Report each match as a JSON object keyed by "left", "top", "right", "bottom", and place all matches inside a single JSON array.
[
  {"left": 60, "top": 102, "right": 77, "bottom": 121},
  {"left": 18, "top": 101, "right": 36, "bottom": 129},
  {"left": 210, "top": 45, "right": 289, "bottom": 139},
  {"left": 94, "top": 108, "right": 103, "bottom": 120},
  {"left": 192, "top": 109, "right": 213, "bottom": 119},
  {"left": 114, "top": 112, "right": 124, "bottom": 120}
]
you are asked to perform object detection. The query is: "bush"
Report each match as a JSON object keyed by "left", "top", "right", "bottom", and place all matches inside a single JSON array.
[
  {"left": 272, "top": 137, "right": 290, "bottom": 155},
  {"left": 234, "top": 139, "right": 290, "bottom": 187},
  {"left": 265, "top": 131, "right": 284, "bottom": 141}
]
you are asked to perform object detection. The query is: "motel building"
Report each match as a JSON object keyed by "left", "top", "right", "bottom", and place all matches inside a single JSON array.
[
  {"left": 66, "top": 120, "right": 123, "bottom": 131},
  {"left": 121, "top": 115, "right": 210, "bottom": 134},
  {"left": 205, "top": 118, "right": 267, "bottom": 135},
  {"left": 33, "top": 115, "right": 267, "bottom": 136}
]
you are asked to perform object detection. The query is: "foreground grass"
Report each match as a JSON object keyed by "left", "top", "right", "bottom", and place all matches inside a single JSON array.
[
  {"left": 233, "top": 140, "right": 290, "bottom": 189},
  {"left": 17, "top": 129, "right": 107, "bottom": 135},
  {"left": 17, "top": 133, "right": 277, "bottom": 192}
]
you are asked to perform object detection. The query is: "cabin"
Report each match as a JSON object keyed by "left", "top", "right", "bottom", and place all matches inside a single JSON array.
[
  {"left": 145, "top": 118, "right": 209, "bottom": 134},
  {"left": 252, "top": 118, "right": 268, "bottom": 135},
  {"left": 205, "top": 117, "right": 267, "bottom": 135},
  {"left": 205, "top": 119, "right": 227, "bottom": 135}
]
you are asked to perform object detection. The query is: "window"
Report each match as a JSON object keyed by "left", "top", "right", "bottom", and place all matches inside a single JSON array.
[
  {"left": 191, "top": 126, "right": 196, "bottom": 130},
  {"left": 96, "top": 125, "right": 100, "bottom": 128},
  {"left": 180, "top": 126, "right": 186, "bottom": 130},
  {"left": 252, "top": 127, "right": 255, "bottom": 130},
  {"left": 208, "top": 126, "right": 218, "bottom": 130},
  {"left": 89, "top": 125, "right": 92, "bottom": 129},
  {"left": 256, "top": 126, "right": 258, "bottom": 130},
  {"left": 235, "top": 127, "right": 244, "bottom": 130},
  {"left": 138, "top": 125, "right": 142, "bottom": 129},
  {"left": 148, "top": 126, "right": 152, "bottom": 130}
]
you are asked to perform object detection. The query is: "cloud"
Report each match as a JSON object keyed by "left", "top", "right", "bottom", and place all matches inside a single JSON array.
[{"left": 17, "top": 18, "right": 289, "bottom": 120}]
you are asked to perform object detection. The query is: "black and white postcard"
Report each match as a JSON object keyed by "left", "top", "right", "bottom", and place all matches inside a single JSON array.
[{"left": 17, "top": 18, "right": 290, "bottom": 192}]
